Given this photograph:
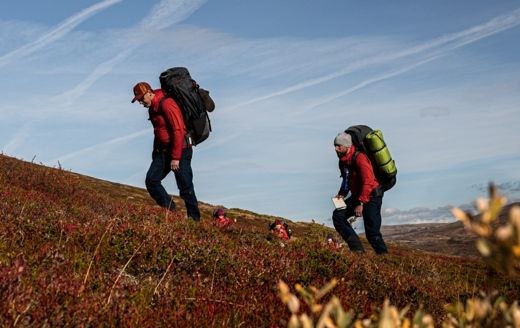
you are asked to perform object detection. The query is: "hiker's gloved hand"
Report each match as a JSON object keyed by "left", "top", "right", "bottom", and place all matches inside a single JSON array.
[
  {"left": 171, "top": 160, "right": 180, "bottom": 171},
  {"left": 355, "top": 204, "right": 363, "bottom": 217}
]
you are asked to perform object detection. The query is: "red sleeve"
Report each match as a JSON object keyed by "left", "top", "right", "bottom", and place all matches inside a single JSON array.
[
  {"left": 161, "top": 98, "right": 186, "bottom": 160},
  {"left": 355, "top": 153, "right": 379, "bottom": 204}
]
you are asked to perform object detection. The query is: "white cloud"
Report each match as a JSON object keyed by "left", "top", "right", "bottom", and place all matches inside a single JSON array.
[
  {"left": 0, "top": 0, "right": 123, "bottom": 68},
  {"left": 228, "top": 7, "right": 520, "bottom": 110},
  {"left": 49, "top": 128, "right": 149, "bottom": 164},
  {"left": 3, "top": 121, "right": 35, "bottom": 154},
  {"left": 56, "top": 0, "right": 208, "bottom": 105}
]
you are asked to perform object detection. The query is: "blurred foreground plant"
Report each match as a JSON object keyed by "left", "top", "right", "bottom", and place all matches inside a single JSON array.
[
  {"left": 277, "top": 280, "right": 433, "bottom": 328},
  {"left": 278, "top": 279, "right": 352, "bottom": 327},
  {"left": 452, "top": 183, "right": 520, "bottom": 276},
  {"left": 444, "top": 292, "right": 520, "bottom": 327},
  {"left": 278, "top": 280, "right": 520, "bottom": 328}
]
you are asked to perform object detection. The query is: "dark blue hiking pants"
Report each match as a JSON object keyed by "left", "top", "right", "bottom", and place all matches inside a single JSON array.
[
  {"left": 145, "top": 147, "right": 200, "bottom": 221},
  {"left": 332, "top": 194, "right": 387, "bottom": 254}
]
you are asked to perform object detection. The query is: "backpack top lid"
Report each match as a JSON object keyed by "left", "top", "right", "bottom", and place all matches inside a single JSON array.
[
  {"left": 159, "top": 67, "right": 193, "bottom": 93},
  {"left": 345, "top": 125, "right": 373, "bottom": 153},
  {"left": 160, "top": 67, "right": 191, "bottom": 80}
]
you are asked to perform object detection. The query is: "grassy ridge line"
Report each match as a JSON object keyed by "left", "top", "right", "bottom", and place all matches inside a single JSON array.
[
  {"left": 0, "top": 154, "right": 519, "bottom": 326},
  {"left": 3, "top": 155, "right": 291, "bottom": 223}
]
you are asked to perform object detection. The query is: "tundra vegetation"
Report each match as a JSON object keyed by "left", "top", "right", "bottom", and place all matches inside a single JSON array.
[{"left": 0, "top": 154, "right": 519, "bottom": 327}]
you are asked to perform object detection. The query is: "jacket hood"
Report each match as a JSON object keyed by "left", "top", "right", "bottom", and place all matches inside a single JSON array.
[
  {"left": 150, "top": 89, "right": 166, "bottom": 111},
  {"left": 339, "top": 144, "right": 356, "bottom": 163}
]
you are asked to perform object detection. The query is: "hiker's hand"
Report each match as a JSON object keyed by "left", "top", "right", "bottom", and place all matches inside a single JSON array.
[
  {"left": 335, "top": 194, "right": 344, "bottom": 199},
  {"left": 355, "top": 205, "right": 363, "bottom": 217},
  {"left": 171, "top": 160, "right": 180, "bottom": 171}
]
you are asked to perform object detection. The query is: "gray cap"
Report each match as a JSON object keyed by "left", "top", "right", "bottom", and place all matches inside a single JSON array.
[{"left": 334, "top": 132, "right": 352, "bottom": 147}]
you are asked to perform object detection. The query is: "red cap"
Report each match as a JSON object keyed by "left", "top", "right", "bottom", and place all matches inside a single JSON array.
[{"left": 131, "top": 82, "right": 152, "bottom": 103}]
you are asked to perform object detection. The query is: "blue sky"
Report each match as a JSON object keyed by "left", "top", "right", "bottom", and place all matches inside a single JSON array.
[{"left": 1, "top": 0, "right": 520, "bottom": 226}]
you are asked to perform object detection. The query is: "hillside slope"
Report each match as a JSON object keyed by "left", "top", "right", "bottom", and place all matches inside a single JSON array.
[{"left": 1, "top": 154, "right": 519, "bottom": 327}]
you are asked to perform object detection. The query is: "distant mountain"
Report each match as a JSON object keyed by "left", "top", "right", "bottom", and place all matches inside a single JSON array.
[{"left": 381, "top": 203, "right": 520, "bottom": 258}]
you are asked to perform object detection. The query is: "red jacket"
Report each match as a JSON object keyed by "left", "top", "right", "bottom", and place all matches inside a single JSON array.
[
  {"left": 148, "top": 89, "right": 187, "bottom": 160},
  {"left": 272, "top": 224, "right": 291, "bottom": 241},
  {"left": 339, "top": 145, "right": 379, "bottom": 204},
  {"left": 214, "top": 216, "right": 234, "bottom": 228}
]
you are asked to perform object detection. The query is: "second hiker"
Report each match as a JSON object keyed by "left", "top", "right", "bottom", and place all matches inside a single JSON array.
[
  {"left": 131, "top": 82, "right": 200, "bottom": 221},
  {"left": 332, "top": 132, "right": 388, "bottom": 254}
]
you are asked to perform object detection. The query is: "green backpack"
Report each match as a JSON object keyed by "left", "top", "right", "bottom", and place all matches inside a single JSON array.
[{"left": 345, "top": 125, "right": 397, "bottom": 191}]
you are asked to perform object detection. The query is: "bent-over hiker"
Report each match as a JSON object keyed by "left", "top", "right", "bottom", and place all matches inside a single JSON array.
[
  {"left": 132, "top": 82, "right": 200, "bottom": 221},
  {"left": 269, "top": 219, "right": 291, "bottom": 242},
  {"left": 213, "top": 208, "right": 236, "bottom": 228},
  {"left": 332, "top": 132, "right": 387, "bottom": 254},
  {"left": 326, "top": 233, "right": 342, "bottom": 250}
]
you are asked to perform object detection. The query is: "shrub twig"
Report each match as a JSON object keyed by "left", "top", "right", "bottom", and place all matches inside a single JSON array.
[
  {"left": 184, "top": 297, "right": 244, "bottom": 307},
  {"left": 81, "top": 220, "right": 114, "bottom": 291},
  {"left": 154, "top": 255, "right": 176, "bottom": 295},
  {"left": 13, "top": 301, "right": 32, "bottom": 327},
  {"left": 105, "top": 238, "right": 146, "bottom": 306},
  {"left": 210, "top": 257, "right": 219, "bottom": 294}
]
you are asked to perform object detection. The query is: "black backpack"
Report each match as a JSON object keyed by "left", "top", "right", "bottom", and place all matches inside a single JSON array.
[
  {"left": 344, "top": 125, "right": 397, "bottom": 191},
  {"left": 159, "top": 67, "right": 215, "bottom": 146}
]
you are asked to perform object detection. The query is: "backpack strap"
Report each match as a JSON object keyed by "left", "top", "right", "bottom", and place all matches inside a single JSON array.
[
  {"left": 339, "top": 151, "right": 359, "bottom": 176},
  {"left": 158, "top": 96, "right": 190, "bottom": 147},
  {"left": 352, "top": 150, "right": 359, "bottom": 163},
  {"left": 158, "top": 97, "right": 172, "bottom": 132},
  {"left": 348, "top": 150, "right": 360, "bottom": 173},
  {"left": 351, "top": 150, "right": 386, "bottom": 196}
]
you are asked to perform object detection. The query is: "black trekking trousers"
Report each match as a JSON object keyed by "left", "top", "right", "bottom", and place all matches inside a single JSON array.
[{"left": 332, "top": 193, "right": 387, "bottom": 254}]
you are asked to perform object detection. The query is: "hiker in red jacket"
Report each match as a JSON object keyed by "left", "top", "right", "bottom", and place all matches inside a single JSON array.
[
  {"left": 332, "top": 132, "right": 388, "bottom": 254},
  {"left": 326, "top": 234, "right": 342, "bottom": 250},
  {"left": 270, "top": 219, "right": 291, "bottom": 242},
  {"left": 213, "top": 208, "right": 235, "bottom": 228},
  {"left": 131, "top": 82, "right": 200, "bottom": 221}
]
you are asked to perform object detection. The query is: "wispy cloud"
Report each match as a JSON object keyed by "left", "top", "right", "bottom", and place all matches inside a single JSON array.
[
  {"left": 56, "top": 48, "right": 134, "bottom": 104},
  {"left": 49, "top": 128, "right": 149, "bottom": 163},
  {"left": 0, "top": 0, "right": 123, "bottom": 68},
  {"left": 302, "top": 56, "right": 440, "bottom": 112},
  {"left": 137, "top": 0, "right": 207, "bottom": 31},
  {"left": 3, "top": 121, "right": 35, "bottom": 154},
  {"left": 230, "top": 7, "right": 520, "bottom": 110},
  {"left": 57, "top": 0, "right": 208, "bottom": 105},
  {"left": 419, "top": 106, "right": 451, "bottom": 118}
]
